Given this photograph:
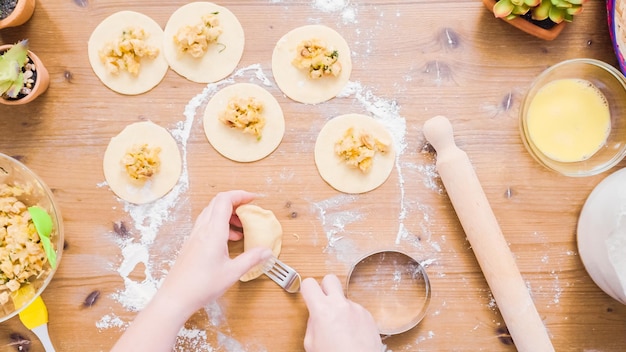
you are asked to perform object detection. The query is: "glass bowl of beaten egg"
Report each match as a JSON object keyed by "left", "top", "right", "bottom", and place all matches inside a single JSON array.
[{"left": 520, "top": 58, "right": 626, "bottom": 177}]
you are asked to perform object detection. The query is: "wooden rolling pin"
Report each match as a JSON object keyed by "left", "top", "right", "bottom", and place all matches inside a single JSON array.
[{"left": 423, "top": 115, "right": 554, "bottom": 352}]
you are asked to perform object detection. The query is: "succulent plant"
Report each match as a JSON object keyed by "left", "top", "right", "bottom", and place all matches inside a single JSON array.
[
  {"left": 493, "top": 0, "right": 587, "bottom": 24},
  {"left": 0, "top": 39, "right": 29, "bottom": 99}
]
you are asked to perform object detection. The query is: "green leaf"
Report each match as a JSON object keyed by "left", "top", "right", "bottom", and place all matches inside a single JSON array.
[
  {"left": 511, "top": 4, "right": 530, "bottom": 15},
  {"left": 0, "top": 60, "right": 19, "bottom": 81},
  {"left": 566, "top": 4, "right": 583, "bottom": 15},
  {"left": 563, "top": 12, "right": 574, "bottom": 22},
  {"left": 532, "top": 0, "right": 552, "bottom": 20},
  {"left": 554, "top": 0, "right": 572, "bottom": 8},
  {"left": 0, "top": 40, "right": 29, "bottom": 97},
  {"left": 524, "top": 0, "right": 541, "bottom": 6},
  {"left": 0, "top": 80, "right": 11, "bottom": 94},
  {"left": 4, "top": 71, "right": 24, "bottom": 98},
  {"left": 549, "top": 6, "right": 566, "bottom": 23},
  {"left": 0, "top": 64, "right": 20, "bottom": 95},
  {"left": 493, "top": 0, "right": 515, "bottom": 18},
  {"left": 0, "top": 40, "right": 28, "bottom": 67}
]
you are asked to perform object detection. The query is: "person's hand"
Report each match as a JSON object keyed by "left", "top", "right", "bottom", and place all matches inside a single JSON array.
[
  {"left": 301, "top": 274, "right": 383, "bottom": 352},
  {"left": 111, "top": 190, "right": 272, "bottom": 352},
  {"left": 157, "top": 190, "right": 272, "bottom": 316}
]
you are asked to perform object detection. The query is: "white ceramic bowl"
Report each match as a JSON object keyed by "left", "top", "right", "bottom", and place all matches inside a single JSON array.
[{"left": 577, "top": 167, "right": 626, "bottom": 305}]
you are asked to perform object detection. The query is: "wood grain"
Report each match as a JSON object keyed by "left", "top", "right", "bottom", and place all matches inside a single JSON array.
[{"left": 1, "top": 0, "right": 625, "bottom": 351}]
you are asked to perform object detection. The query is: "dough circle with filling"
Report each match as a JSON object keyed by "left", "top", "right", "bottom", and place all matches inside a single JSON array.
[
  {"left": 236, "top": 204, "right": 283, "bottom": 282},
  {"left": 315, "top": 113, "right": 395, "bottom": 194},
  {"left": 88, "top": 11, "right": 168, "bottom": 95},
  {"left": 103, "top": 121, "right": 182, "bottom": 204},
  {"left": 163, "top": 2, "right": 245, "bottom": 83},
  {"left": 203, "top": 83, "right": 285, "bottom": 162},
  {"left": 271, "top": 24, "right": 352, "bottom": 104}
]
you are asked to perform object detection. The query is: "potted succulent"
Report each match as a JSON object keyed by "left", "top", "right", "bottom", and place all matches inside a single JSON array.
[
  {"left": 0, "top": 0, "right": 36, "bottom": 29},
  {"left": 482, "top": 0, "right": 587, "bottom": 40},
  {"left": 0, "top": 40, "right": 49, "bottom": 105}
]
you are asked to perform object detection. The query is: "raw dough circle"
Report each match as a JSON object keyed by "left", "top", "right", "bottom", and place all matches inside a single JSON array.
[
  {"left": 271, "top": 24, "right": 352, "bottom": 104},
  {"left": 203, "top": 83, "right": 285, "bottom": 162},
  {"left": 163, "top": 2, "right": 245, "bottom": 83},
  {"left": 314, "top": 114, "right": 395, "bottom": 194},
  {"left": 103, "top": 121, "right": 182, "bottom": 204},
  {"left": 577, "top": 167, "right": 626, "bottom": 304},
  {"left": 87, "top": 11, "right": 169, "bottom": 95}
]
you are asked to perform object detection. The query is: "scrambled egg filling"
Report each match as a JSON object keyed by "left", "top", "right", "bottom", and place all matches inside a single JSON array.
[
  {"left": 174, "top": 12, "right": 223, "bottom": 58},
  {"left": 122, "top": 144, "right": 162, "bottom": 181},
  {"left": 0, "top": 184, "right": 49, "bottom": 305},
  {"left": 335, "top": 128, "right": 389, "bottom": 173},
  {"left": 99, "top": 27, "right": 159, "bottom": 76},
  {"left": 292, "top": 38, "right": 341, "bottom": 79},
  {"left": 219, "top": 96, "right": 266, "bottom": 140}
]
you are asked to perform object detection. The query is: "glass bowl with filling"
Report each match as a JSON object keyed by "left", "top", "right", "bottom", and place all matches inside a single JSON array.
[
  {"left": 519, "top": 58, "right": 626, "bottom": 177},
  {"left": 0, "top": 153, "right": 63, "bottom": 322}
]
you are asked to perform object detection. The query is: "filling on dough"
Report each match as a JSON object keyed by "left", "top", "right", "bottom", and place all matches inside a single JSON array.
[
  {"left": 335, "top": 127, "right": 389, "bottom": 173},
  {"left": 292, "top": 38, "right": 341, "bottom": 79},
  {"left": 219, "top": 96, "right": 266, "bottom": 140},
  {"left": 173, "top": 12, "right": 224, "bottom": 58},
  {"left": 99, "top": 27, "right": 160, "bottom": 76},
  {"left": 122, "top": 143, "right": 162, "bottom": 181}
]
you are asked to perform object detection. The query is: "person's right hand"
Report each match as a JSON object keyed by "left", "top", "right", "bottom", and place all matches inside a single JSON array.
[{"left": 300, "top": 274, "right": 383, "bottom": 352}]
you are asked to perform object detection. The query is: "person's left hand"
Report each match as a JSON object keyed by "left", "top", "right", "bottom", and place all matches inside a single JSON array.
[{"left": 157, "top": 190, "right": 272, "bottom": 316}]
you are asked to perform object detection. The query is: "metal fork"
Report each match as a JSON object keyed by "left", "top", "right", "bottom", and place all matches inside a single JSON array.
[{"left": 263, "top": 256, "right": 301, "bottom": 293}]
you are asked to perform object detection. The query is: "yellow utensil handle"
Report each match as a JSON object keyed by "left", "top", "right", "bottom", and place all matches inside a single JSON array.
[{"left": 18, "top": 295, "right": 48, "bottom": 330}]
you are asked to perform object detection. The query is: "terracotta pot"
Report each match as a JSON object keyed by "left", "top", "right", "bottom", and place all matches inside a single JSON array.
[
  {"left": 482, "top": 0, "right": 566, "bottom": 41},
  {"left": 0, "top": 0, "right": 36, "bottom": 29},
  {"left": 0, "top": 44, "right": 49, "bottom": 105}
]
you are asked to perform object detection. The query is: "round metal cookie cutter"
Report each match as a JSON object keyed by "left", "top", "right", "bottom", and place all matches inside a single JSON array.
[{"left": 346, "top": 250, "right": 431, "bottom": 335}]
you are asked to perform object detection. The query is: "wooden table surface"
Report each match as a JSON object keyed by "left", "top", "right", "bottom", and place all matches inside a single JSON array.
[{"left": 1, "top": 0, "right": 625, "bottom": 351}]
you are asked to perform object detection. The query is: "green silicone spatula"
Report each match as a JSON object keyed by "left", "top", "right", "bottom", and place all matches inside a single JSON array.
[{"left": 27, "top": 206, "right": 56, "bottom": 269}]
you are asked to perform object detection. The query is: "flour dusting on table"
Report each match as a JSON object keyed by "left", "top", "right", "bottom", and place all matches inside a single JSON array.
[
  {"left": 311, "top": 0, "right": 358, "bottom": 24},
  {"left": 175, "top": 328, "right": 213, "bottom": 352},
  {"left": 96, "top": 314, "right": 127, "bottom": 330}
]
